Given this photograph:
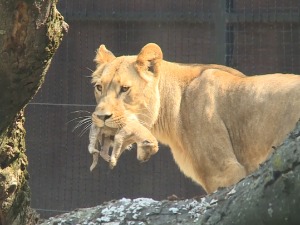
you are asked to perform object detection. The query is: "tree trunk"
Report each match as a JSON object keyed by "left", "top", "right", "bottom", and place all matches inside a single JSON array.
[
  {"left": 40, "top": 121, "right": 300, "bottom": 225},
  {"left": 0, "top": 0, "right": 67, "bottom": 224}
]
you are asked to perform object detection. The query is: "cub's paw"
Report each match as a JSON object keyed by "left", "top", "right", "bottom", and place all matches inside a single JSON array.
[
  {"left": 88, "top": 147, "right": 100, "bottom": 155},
  {"left": 109, "top": 156, "right": 117, "bottom": 169},
  {"left": 100, "top": 151, "right": 110, "bottom": 162},
  {"left": 90, "top": 152, "right": 100, "bottom": 172}
]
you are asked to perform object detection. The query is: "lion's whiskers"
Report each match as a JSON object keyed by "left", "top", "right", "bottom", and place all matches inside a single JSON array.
[
  {"left": 67, "top": 109, "right": 94, "bottom": 136},
  {"left": 73, "top": 119, "right": 92, "bottom": 133},
  {"left": 86, "top": 67, "right": 94, "bottom": 73},
  {"left": 66, "top": 115, "right": 91, "bottom": 125},
  {"left": 70, "top": 116, "right": 93, "bottom": 136},
  {"left": 78, "top": 121, "right": 92, "bottom": 137},
  {"left": 70, "top": 110, "right": 92, "bottom": 114}
]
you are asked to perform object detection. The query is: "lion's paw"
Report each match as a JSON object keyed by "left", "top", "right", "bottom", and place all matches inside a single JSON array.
[{"left": 137, "top": 142, "right": 159, "bottom": 162}]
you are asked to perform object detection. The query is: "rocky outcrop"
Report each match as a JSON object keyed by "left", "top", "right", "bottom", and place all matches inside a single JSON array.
[{"left": 0, "top": 1, "right": 67, "bottom": 224}]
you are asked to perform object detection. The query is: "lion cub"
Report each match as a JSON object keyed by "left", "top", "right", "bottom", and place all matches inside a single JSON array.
[
  {"left": 89, "top": 114, "right": 158, "bottom": 171},
  {"left": 88, "top": 123, "right": 113, "bottom": 171}
]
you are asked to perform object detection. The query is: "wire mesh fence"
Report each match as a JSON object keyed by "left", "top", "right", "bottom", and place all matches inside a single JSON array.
[{"left": 24, "top": 0, "right": 300, "bottom": 219}]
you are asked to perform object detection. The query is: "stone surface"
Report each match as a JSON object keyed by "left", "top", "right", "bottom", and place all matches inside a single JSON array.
[{"left": 39, "top": 197, "right": 209, "bottom": 225}]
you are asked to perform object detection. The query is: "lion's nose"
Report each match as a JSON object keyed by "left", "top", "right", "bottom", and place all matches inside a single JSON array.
[{"left": 97, "top": 114, "right": 112, "bottom": 121}]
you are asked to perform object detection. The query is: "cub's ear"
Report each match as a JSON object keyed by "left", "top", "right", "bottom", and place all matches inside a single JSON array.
[
  {"left": 94, "top": 44, "right": 116, "bottom": 66},
  {"left": 136, "top": 43, "right": 163, "bottom": 80}
]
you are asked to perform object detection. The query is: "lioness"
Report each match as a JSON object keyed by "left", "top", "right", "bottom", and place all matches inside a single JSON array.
[{"left": 91, "top": 43, "right": 300, "bottom": 193}]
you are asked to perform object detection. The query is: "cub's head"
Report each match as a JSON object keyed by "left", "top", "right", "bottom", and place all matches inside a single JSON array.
[{"left": 91, "top": 43, "right": 163, "bottom": 130}]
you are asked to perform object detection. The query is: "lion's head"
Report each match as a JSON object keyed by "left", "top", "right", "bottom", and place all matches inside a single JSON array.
[{"left": 91, "top": 43, "right": 163, "bottom": 130}]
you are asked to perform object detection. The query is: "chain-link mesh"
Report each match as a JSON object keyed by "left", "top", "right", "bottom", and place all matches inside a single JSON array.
[{"left": 25, "top": 0, "right": 300, "bottom": 218}]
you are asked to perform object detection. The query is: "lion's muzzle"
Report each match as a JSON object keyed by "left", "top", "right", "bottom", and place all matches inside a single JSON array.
[
  {"left": 92, "top": 112, "right": 121, "bottom": 129},
  {"left": 92, "top": 112, "right": 105, "bottom": 128},
  {"left": 95, "top": 113, "right": 112, "bottom": 121}
]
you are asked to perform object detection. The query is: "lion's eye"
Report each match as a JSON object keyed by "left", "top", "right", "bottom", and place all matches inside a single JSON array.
[
  {"left": 95, "top": 85, "right": 102, "bottom": 92},
  {"left": 120, "top": 86, "right": 130, "bottom": 93}
]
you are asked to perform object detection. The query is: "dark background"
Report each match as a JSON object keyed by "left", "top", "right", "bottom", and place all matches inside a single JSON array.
[{"left": 24, "top": 0, "right": 300, "bottom": 218}]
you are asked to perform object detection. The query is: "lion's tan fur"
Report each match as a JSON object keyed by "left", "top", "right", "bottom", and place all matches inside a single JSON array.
[{"left": 91, "top": 43, "right": 300, "bottom": 193}]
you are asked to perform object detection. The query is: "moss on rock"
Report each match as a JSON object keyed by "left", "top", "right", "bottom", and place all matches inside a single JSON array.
[
  {"left": 0, "top": 111, "right": 38, "bottom": 225},
  {"left": 0, "top": 0, "right": 67, "bottom": 224}
]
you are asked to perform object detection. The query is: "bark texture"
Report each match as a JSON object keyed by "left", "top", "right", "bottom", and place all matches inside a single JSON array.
[
  {"left": 40, "top": 121, "right": 300, "bottom": 225},
  {"left": 0, "top": 0, "right": 67, "bottom": 224}
]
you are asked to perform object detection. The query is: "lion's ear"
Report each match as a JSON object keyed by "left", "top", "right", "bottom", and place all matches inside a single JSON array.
[
  {"left": 136, "top": 43, "right": 163, "bottom": 80},
  {"left": 94, "top": 45, "right": 116, "bottom": 66}
]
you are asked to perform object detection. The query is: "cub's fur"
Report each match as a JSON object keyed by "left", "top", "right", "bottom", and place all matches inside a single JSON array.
[
  {"left": 91, "top": 43, "right": 300, "bottom": 193},
  {"left": 88, "top": 123, "right": 112, "bottom": 172},
  {"left": 88, "top": 113, "right": 158, "bottom": 171}
]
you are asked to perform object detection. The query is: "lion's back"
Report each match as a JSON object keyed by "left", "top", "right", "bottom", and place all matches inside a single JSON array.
[{"left": 182, "top": 70, "right": 300, "bottom": 173}]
